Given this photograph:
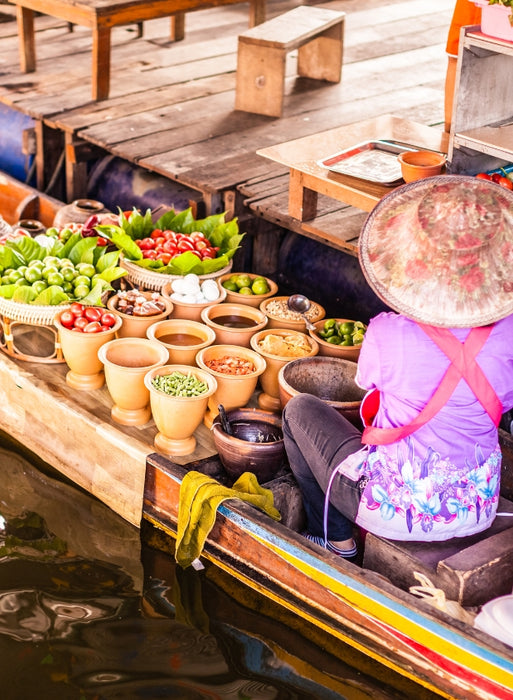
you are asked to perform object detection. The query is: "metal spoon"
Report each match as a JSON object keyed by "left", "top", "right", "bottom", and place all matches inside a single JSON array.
[{"left": 287, "top": 294, "right": 316, "bottom": 331}]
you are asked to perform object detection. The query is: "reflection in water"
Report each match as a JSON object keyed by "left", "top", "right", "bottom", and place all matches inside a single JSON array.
[{"left": 0, "top": 442, "right": 439, "bottom": 700}]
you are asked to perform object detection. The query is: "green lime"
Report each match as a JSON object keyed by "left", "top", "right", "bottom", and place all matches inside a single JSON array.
[
  {"left": 46, "top": 271, "right": 64, "bottom": 286},
  {"left": 352, "top": 332, "right": 364, "bottom": 345},
  {"left": 42, "top": 265, "right": 59, "bottom": 280},
  {"left": 73, "top": 275, "right": 91, "bottom": 288},
  {"left": 338, "top": 321, "right": 355, "bottom": 336},
  {"left": 251, "top": 278, "right": 270, "bottom": 295},
  {"left": 326, "top": 335, "right": 342, "bottom": 344},
  {"left": 222, "top": 280, "right": 238, "bottom": 292},
  {"left": 238, "top": 286, "right": 253, "bottom": 295},
  {"left": 235, "top": 274, "right": 252, "bottom": 289},
  {"left": 74, "top": 284, "right": 90, "bottom": 299},
  {"left": 62, "top": 267, "right": 77, "bottom": 282},
  {"left": 76, "top": 262, "right": 96, "bottom": 278},
  {"left": 32, "top": 280, "right": 47, "bottom": 295},
  {"left": 8, "top": 269, "right": 23, "bottom": 283},
  {"left": 24, "top": 267, "right": 42, "bottom": 283}
]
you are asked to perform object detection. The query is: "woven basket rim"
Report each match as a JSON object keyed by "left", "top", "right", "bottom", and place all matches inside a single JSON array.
[{"left": 0, "top": 297, "right": 72, "bottom": 325}]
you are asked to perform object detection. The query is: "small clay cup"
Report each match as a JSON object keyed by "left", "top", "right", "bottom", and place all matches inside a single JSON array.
[{"left": 98, "top": 337, "right": 169, "bottom": 425}]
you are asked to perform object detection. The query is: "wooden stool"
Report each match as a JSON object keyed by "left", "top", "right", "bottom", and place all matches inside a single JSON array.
[{"left": 235, "top": 6, "right": 345, "bottom": 118}]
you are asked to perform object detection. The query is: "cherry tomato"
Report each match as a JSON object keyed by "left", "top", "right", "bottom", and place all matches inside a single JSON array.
[
  {"left": 138, "top": 237, "right": 155, "bottom": 250},
  {"left": 163, "top": 240, "right": 178, "bottom": 254},
  {"left": 158, "top": 252, "right": 172, "bottom": 264},
  {"left": 150, "top": 229, "right": 164, "bottom": 239},
  {"left": 74, "top": 316, "right": 89, "bottom": 330},
  {"left": 476, "top": 172, "right": 492, "bottom": 181},
  {"left": 59, "top": 310, "right": 75, "bottom": 328},
  {"left": 96, "top": 237, "right": 108, "bottom": 247},
  {"left": 83, "top": 321, "right": 103, "bottom": 333},
  {"left": 143, "top": 250, "right": 158, "bottom": 259},
  {"left": 498, "top": 176, "right": 513, "bottom": 190},
  {"left": 70, "top": 302, "right": 85, "bottom": 316},
  {"left": 84, "top": 306, "right": 102, "bottom": 322},
  {"left": 72, "top": 327, "right": 84, "bottom": 332},
  {"left": 177, "top": 239, "right": 195, "bottom": 252},
  {"left": 492, "top": 173, "right": 502, "bottom": 183},
  {"left": 100, "top": 312, "right": 117, "bottom": 328}
]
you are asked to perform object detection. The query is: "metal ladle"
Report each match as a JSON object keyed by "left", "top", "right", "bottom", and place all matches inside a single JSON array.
[{"left": 287, "top": 294, "right": 316, "bottom": 331}]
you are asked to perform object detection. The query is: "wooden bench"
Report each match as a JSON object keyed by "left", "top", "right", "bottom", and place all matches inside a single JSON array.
[
  {"left": 8, "top": 0, "right": 266, "bottom": 101},
  {"left": 235, "top": 6, "right": 345, "bottom": 118}
]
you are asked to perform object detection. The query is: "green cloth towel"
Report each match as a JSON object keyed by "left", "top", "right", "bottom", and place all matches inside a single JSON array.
[{"left": 175, "top": 470, "right": 281, "bottom": 568}]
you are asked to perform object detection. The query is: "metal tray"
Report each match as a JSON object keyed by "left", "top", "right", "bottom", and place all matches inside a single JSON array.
[{"left": 317, "top": 140, "right": 419, "bottom": 185}]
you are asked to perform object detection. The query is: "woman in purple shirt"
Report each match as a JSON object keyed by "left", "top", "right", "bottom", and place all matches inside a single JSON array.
[{"left": 282, "top": 176, "right": 513, "bottom": 561}]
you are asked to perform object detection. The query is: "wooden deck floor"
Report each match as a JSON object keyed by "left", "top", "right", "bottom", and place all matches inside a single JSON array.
[{"left": 0, "top": 0, "right": 454, "bottom": 250}]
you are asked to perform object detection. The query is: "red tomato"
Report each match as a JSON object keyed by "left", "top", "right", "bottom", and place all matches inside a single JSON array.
[
  {"left": 84, "top": 307, "right": 102, "bottom": 322},
  {"left": 100, "top": 312, "right": 117, "bottom": 328},
  {"left": 72, "top": 327, "right": 84, "bottom": 332},
  {"left": 177, "top": 238, "right": 195, "bottom": 252},
  {"left": 143, "top": 249, "right": 158, "bottom": 259},
  {"left": 96, "top": 237, "right": 108, "bottom": 247},
  {"left": 201, "top": 248, "right": 216, "bottom": 259},
  {"left": 70, "top": 302, "right": 85, "bottom": 316},
  {"left": 498, "top": 176, "right": 513, "bottom": 190},
  {"left": 163, "top": 240, "right": 178, "bottom": 254},
  {"left": 158, "top": 252, "right": 172, "bottom": 264},
  {"left": 150, "top": 229, "right": 164, "bottom": 239},
  {"left": 163, "top": 230, "right": 177, "bottom": 242},
  {"left": 83, "top": 321, "right": 103, "bottom": 333},
  {"left": 74, "top": 316, "right": 89, "bottom": 330},
  {"left": 59, "top": 310, "right": 75, "bottom": 328},
  {"left": 476, "top": 172, "right": 492, "bottom": 181},
  {"left": 491, "top": 173, "right": 502, "bottom": 183},
  {"left": 138, "top": 237, "right": 155, "bottom": 250}
]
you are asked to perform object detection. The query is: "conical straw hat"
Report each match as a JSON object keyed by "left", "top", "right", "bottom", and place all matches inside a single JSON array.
[{"left": 359, "top": 175, "right": 513, "bottom": 327}]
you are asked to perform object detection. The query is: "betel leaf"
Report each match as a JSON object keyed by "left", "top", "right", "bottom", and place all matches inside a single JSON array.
[
  {"left": 33, "top": 285, "right": 70, "bottom": 306},
  {"left": 12, "top": 285, "right": 37, "bottom": 303},
  {"left": 77, "top": 281, "right": 108, "bottom": 306},
  {"left": 0, "top": 246, "right": 24, "bottom": 270},
  {"left": 4, "top": 236, "right": 44, "bottom": 264},
  {"left": 67, "top": 237, "right": 98, "bottom": 266},
  {"left": 0, "top": 283, "right": 16, "bottom": 299},
  {"left": 60, "top": 232, "right": 83, "bottom": 258},
  {"left": 95, "top": 225, "right": 143, "bottom": 261},
  {"left": 166, "top": 251, "right": 205, "bottom": 276},
  {"left": 95, "top": 249, "right": 122, "bottom": 273},
  {"left": 119, "top": 207, "right": 154, "bottom": 239}
]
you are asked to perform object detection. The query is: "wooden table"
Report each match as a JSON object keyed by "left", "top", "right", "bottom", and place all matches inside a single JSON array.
[
  {"left": 257, "top": 114, "right": 449, "bottom": 221},
  {"left": 9, "top": 0, "right": 266, "bottom": 101}
]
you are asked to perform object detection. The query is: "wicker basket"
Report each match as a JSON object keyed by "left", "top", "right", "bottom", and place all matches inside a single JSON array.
[
  {"left": 121, "top": 258, "right": 233, "bottom": 292},
  {"left": 0, "top": 297, "right": 72, "bottom": 363}
]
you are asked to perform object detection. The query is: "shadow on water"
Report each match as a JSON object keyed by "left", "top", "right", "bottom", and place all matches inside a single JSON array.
[{"left": 0, "top": 437, "right": 441, "bottom": 700}]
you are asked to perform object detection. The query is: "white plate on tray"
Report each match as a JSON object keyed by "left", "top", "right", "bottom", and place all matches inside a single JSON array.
[{"left": 317, "top": 140, "right": 420, "bottom": 185}]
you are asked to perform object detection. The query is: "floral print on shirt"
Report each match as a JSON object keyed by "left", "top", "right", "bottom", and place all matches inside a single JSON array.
[{"left": 360, "top": 438, "right": 501, "bottom": 536}]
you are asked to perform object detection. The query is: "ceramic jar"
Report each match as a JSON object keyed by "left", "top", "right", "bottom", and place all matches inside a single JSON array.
[
  {"left": 250, "top": 328, "right": 319, "bottom": 412},
  {"left": 106, "top": 291, "right": 173, "bottom": 338},
  {"left": 98, "top": 337, "right": 169, "bottom": 425},
  {"left": 196, "top": 344, "right": 267, "bottom": 428},
  {"left": 53, "top": 199, "right": 110, "bottom": 228},
  {"left": 201, "top": 302, "right": 268, "bottom": 348},
  {"left": 144, "top": 364, "right": 217, "bottom": 456},
  {"left": 146, "top": 318, "right": 216, "bottom": 366},
  {"left": 55, "top": 313, "right": 122, "bottom": 390}
]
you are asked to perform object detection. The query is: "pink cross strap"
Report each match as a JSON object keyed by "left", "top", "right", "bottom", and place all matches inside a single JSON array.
[{"left": 361, "top": 323, "right": 502, "bottom": 446}]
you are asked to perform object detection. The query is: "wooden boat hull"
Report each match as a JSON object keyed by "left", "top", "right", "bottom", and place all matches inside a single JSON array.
[
  {"left": 144, "top": 452, "right": 513, "bottom": 700},
  {"left": 0, "top": 170, "right": 63, "bottom": 228}
]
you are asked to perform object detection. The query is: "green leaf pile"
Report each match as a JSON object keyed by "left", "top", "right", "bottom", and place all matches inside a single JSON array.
[
  {"left": 96, "top": 207, "right": 244, "bottom": 276},
  {"left": 0, "top": 236, "right": 127, "bottom": 305}
]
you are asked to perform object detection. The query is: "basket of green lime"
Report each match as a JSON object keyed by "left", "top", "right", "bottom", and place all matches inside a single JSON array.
[{"left": 308, "top": 318, "right": 367, "bottom": 361}]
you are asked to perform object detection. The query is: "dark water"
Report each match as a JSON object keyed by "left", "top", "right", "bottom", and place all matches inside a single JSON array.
[{"left": 0, "top": 440, "right": 440, "bottom": 700}]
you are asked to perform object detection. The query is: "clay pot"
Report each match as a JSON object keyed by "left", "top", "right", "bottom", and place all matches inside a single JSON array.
[
  {"left": 201, "top": 302, "right": 268, "bottom": 348},
  {"left": 397, "top": 151, "right": 446, "bottom": 183},
  {"left": 14, "top": 219, "right": 46, "bottom": 236},
  {"left": 260, "top": 295, "right": 325, "bottom": 333},
  {"left": 278, "top": 355, "right": 366, "bottom": 428},
  {"left": 308, "top": 318, "right": 362, "bottom": 362},
  {"left": 211, "top": 408, "right": 286, "bottom": 482},
  {"left": 107, "top": 291, "right": 173, "bottom": 338},
  {"left": 144, "top": 364, "right": 217, "bottom": 456},
  {"left": 218, "top": 272, "right": 278, "bottom": 308},
  {"left": 98, "top": 337, "right": 169, "bottom": 425},
  {"left": 196, "top": 344, "right": 267, "bottom": 428},
  {"left": 53, "top": 199, "right": 110, "bottom": 228},
  {"left": 146, "top": 318, "right": 216, "bottom": 366},
  {"left": 162, "top": 280, "right": 227, "bottom": 322},
  {"left": 55, "top": 314, "right": 122, "bottom": 390},
  {"left": 250, "top": 328, "right": 319, "bottom": 412}
]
